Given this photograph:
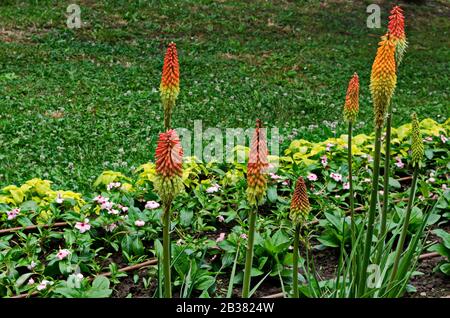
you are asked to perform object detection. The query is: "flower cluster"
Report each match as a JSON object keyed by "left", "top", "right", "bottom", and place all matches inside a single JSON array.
[
  {"left": 246, "top": 119, "right": 269, "bottom": 206},
  {"left": 343, "top": 73, "right": 359, "bottom": 123},
  {"left": 6, "top": 208, "right": 20, "bottom": 220},
  {"left": 388, "top": 5, "right": 407, "bottom": 67},
  {"left": 153, "top": 129, "right": 184, "bottom": 203},
  {"left": 289, "top": 176, "right": 311, "bottom": 225},
  {"left": 370, "top": 34, "right": 397, "bottom": 128},
  {"left": 160, "top": 42, "right": 180, "bottom": 129}
]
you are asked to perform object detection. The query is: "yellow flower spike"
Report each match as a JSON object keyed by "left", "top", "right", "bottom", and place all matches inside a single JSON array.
[{"left": 370, "top": 33, "right": 397, "bottom": 128}]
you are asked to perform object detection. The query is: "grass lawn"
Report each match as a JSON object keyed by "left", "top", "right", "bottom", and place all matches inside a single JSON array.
[{"left": 0, "top": 0, "right": 449, "bottom": 191}]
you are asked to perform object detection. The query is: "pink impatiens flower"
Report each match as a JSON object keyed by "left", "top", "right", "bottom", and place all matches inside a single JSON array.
[
  {"left": 269, "top": 173, "right": 282, "bottom": 180},
  {"left": 37, "top": 280, "right": 51, "bottom": 291},
  {"left": 145, "top": 201, "right": 160, "bottom": 210},
  {"left": 135, "top": 220, "right": 145, "bottom": 227},
  {"left": 107, "top": 209, "right": 120, "bottom": 215},
  {"left": 217, "top": 215, "right": 225, "bottom": 222},
  {"left": 395, "top": 157, "right": 404, "bottom": 169},
  {"left": 326, "top": 143, "right": 334, "bottom": 152},
  {"left": 105, "top": 223, "right": 117, "bottom": 232},
  {"left": 240, "top": 233, "right": 248, "bottom": 240},
  {"left": 330, "top": 173, "right": 342, "bottom": 182},
  {"left": 441, "top": 134, "right": 448, "bottom": 144},
  {"left": 56, "top": 249, "right": 70, "bottom": 260},
  {"left": 216, "top": 232, "right": 226, "bottom": 243},
  {"left": 6, "top": 208, "right": 20, "bottom": 220},
  {"left": 107, "top": 182, "right": 121, "bottom": 191},
  {"left": 75, "top": 219, "right": 91, "bottom": 233},
  {"left": 27, "top": 261, "right": 37, "bottom": 270},
  {"left": 321, "top": 155, "right": 328, "bottom": 167},
  {"left": 101, "top": 201, "right": 114, "bottom": 210},
  {"left": 307, "top": 173, "right": 318, "bottom": 181},
  {"left": 28, "top": 278, "right": 35, "bottom": 285},
  {"left": 343, "top": 182, "right": 350, "bottom": 190},
  {"left": 423, "top": 136, "right": 433, "bottom": 143},
  {"left": 93, "top": 195, "right": 106, "bottom": 203}
]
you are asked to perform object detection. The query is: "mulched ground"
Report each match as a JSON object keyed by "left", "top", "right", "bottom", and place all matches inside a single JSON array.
[{"left": 111, "top": 240, "right": 449, "bottom": 298}]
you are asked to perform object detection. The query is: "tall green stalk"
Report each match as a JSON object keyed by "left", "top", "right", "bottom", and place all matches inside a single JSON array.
[
  {"left": 358, "top": 127, "right": 382, "bottom": 295},
  {"left": 389, "top": 167, "right": 419, "bottom": 287},
  {"left": 347, "top": 122, "right": 356, "bottom": 247},
  {"left": 377, "top": 103, "right": 394, "bottom": 264},
  {"left": 162, "top": 203, "right": 172, "bottom": 298},
  {"left": 242, "top": 208, "right": 257, "bottom": 298},
  {"left": 292, "top": 224, "right": 301, "bottom": 298}
]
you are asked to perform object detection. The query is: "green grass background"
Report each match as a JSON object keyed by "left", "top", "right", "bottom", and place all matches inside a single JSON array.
[{"left": 0, "top": 0, "right": 449, "bottom": 191}]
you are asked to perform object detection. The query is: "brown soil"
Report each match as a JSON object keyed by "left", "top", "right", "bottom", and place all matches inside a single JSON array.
[{"left": 109, "top": 242, "right": 449, "bottom": 298}]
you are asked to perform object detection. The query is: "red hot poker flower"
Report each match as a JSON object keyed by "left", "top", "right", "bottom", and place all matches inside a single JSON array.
[
  {"left": 160, "top": 42, "right": 180, "bottom": 129},
  {"left": 154, "top": 129, "right": 184, "bottom": 203},
  {"left": 290, "top": 176, "right": 311, "bottom": 225},
  {"left": 388, "top": 5, "right": 407, "bottom": 66},
  {"left": 343, "top": 72, "right": 359, "bottom": 123},
  {"left": 247, "top": 119, "right": 269, "bottom": 206},
  {"left": 155, "top": 129, "right": 183, "bottom": 178}
]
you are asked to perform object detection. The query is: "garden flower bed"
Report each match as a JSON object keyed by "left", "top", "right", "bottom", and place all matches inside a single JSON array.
[
  {"left": 1, "top": 2, "right": 449, "bottom": 300},
  {"left": 1, "top": 118, "right": 448, "bottom": 298}
]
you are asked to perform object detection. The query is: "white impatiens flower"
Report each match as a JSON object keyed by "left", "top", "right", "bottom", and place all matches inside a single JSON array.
[
  {"left": 206, "top": 184, "right": 220, "bottom": 193},
  {"left": 307, "top": 173, "right": 318, "bottom": 181},
  {"left": 107, "top": 182, "right": 121, "bottom": 191},
  {"left": 27, "top": 261, "right": 37, "bottom": 270},
  {"left": 55, "top": 193, "right": 64, "bottom": 204},
  {"left": 134, "top": 220, "right": 145, "bottom": 227}
]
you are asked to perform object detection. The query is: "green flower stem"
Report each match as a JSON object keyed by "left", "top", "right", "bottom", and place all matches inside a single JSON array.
[
  {"left": 389, "top": 167, "right": 419, "bottom": 287},
  {"left": 358, "top": 127, "right": 382, "bottom": 296},
  {"left": 377, "top": 104, "right": 394, "bottom": 264},
  {"left": 347, "top": 122, "right": 356, "bottom": 248},
  {"left": 242, "top": 208, "right": 257, "bottom": 298},
  {"left": 292, "top": 224, "right": 301, "bottom": 298},
  {"left": 162, "top": 202, "right": 172, "bottom": 298},
  {"left": 164, "top": 104, "right": 172, "bottom": 131}
]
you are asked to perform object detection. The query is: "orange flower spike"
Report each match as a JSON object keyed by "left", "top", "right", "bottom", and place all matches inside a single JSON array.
[
  {"left": 246, "top": 119, "right": 269, "bottom": 206},
  {"left": 343, "top": 72, "right": 359, "bottom": 123},
  {"left": 388, "top": 5, "right": 407, "bottom": 66},
  {"left": 160, "top": 42, "right": 180, "bottom": 128},
  {"left": 154, "top": 129, "right": 184, "bottom": 203},
  {"left": 370, "top": 34, "right": 397, "bottom": 128},
  {"left": 290, "top": 176, "right": 311, "bottom": 225}
]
